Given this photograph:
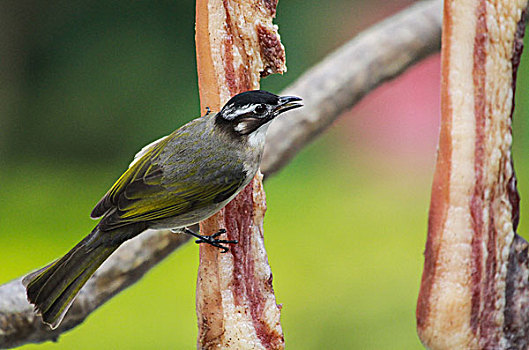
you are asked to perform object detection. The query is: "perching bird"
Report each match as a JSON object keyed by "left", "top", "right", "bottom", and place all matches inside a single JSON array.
[{"left": 22, "top": 90, "right": 302, "bottom": 329}]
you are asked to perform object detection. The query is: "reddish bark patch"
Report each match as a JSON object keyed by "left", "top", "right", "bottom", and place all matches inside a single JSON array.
[
  {"left": 221, "top": 0, "right": 254, "bottom": 93},
  {"left": 416, "top": 0, "right": 454, "bottom": 330},
  {"left": 221, "top": 1, "right": 238, "bottom": 96},
  {"left": 469, "top": 0, "right": 487, "bottom": 335},
  {"left": 224, "top": 183, "right": 282, "bottom": 349},
  {"left": 237, "top": 64, "right": 251, "bottom": 92},
  {"left": 480, "top": 201, "right": 499, "bottom": 348},
  {"left": 224, "top": 184, "right": 254, "bottom": 307},
  {"left": 261, "top": 0, "right": 277, "bottom": 17},
  {"left": 257, "top": 24, "right": 285, "bottom": 77}
]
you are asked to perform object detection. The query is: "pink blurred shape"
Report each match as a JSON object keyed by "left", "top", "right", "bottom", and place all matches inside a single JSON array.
[{"left": 342, "top": 54, "right": 441, "bottom": 168}]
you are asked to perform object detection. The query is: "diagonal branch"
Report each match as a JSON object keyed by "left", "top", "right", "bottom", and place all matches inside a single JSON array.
[
  {"left": 0, "top": 0, "right": 442, "bottom": 348},
  {"left": 262, "top": 0, "right": 442, "bottom": 177},
  {"left": 194, "top": 0, "right": 287, "bottom": 348},
  {"left": 0, "top": 230, "right": 190, "bottom": 348}
]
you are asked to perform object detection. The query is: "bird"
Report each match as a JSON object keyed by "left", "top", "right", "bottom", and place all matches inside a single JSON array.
[{"left": 22, "top": 90, "right": 302, "bottom": 329}]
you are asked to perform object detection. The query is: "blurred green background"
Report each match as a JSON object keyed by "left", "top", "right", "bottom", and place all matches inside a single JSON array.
[{"left": 2, "top": 0, "right": 529, "bottom": 349}]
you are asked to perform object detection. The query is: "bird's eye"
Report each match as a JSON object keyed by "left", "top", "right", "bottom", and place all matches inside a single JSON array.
[{"left": 254, "top": 104, "right": 266, "bottom": 115}]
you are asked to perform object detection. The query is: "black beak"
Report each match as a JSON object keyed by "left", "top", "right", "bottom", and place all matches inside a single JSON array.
[{"left": 275, "top": 95, "right": 303, "bottom": 114}]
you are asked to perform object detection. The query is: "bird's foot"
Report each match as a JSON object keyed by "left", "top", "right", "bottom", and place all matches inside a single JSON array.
[{"left": 183, "top": 228, "right": 237, "bottom": 253}]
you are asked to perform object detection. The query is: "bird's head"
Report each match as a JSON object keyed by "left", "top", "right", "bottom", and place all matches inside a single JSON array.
[{"left": 215, "top": 90, "right": 303, "bottom": 137}]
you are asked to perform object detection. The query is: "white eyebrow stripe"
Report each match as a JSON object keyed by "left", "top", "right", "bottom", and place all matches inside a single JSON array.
[{"left": 234, "top": 104, "right": 255, "bottom": 115}]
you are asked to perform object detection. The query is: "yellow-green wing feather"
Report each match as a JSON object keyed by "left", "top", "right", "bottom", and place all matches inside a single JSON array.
[{"left": 91, "top": 128, "right": 246, "bottom": 231}]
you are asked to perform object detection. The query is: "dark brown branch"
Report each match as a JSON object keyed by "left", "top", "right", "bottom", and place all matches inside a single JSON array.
[{"left": 0, "top": 0, "right": 442, "bottom": 347}]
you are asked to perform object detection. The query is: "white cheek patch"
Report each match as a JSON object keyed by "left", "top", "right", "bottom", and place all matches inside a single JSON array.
[
  {"left": 247, "top": 122, "right": 271, "bottom": 148},
  {"left": 235, "top": 120, "right": 252, "bottom": 133}
]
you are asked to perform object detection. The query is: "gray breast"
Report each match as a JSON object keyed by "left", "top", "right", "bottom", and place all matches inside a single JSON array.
[{"left": 148, "top": 116, "right": 256, "bottom": 230}]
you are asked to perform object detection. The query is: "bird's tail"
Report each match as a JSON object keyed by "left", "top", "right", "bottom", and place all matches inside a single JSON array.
[{"left": 22, "top": 228, "right": 118, "bottom": 329}]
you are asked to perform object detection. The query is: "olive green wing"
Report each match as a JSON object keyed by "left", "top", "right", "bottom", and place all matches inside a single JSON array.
[
  {"left": 91, "top": 138, "right": 246, "bottom": 231},
  {"left": 102, "top": 177, "right": 245, "bottom": 230}
]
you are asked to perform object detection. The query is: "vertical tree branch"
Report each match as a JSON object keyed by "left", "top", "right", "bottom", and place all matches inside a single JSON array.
[
  {"left": 195, "top": 0, "right": 286, "bottom": 348},
  {"left": 416, "top": 1, "right": 529, "bottom": 348}
]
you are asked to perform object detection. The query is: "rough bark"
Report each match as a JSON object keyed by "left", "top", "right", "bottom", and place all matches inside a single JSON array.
[
  {"left": 416, "top": 0, "right": 529, "bottom": 348},
  {"left": 195, "top": 0, "right": 286, "bottom": 348}
]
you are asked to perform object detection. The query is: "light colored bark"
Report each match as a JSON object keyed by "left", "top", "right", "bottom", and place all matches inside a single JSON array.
[
  {"left": 416, "top": 0, "right": 529, "bottom": 348},
  {"left": 194, "top": 0, "right": 286, "bottom": 348}
]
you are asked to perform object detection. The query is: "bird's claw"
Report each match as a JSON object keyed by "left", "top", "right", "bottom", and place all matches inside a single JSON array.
[
  {"left": 210, "top": 228, "right": 226, "bottom": 239},
  {"left": 184, "top": 227, "right": 237, "bottom": 253}
]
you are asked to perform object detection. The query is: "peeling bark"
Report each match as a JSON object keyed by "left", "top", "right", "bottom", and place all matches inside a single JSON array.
[
  {"left": 416, "top": 1, "right": 529, "bottom": 348},
  {"left": 195, "top": 0, "right": 285, "bottom": 348}
]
